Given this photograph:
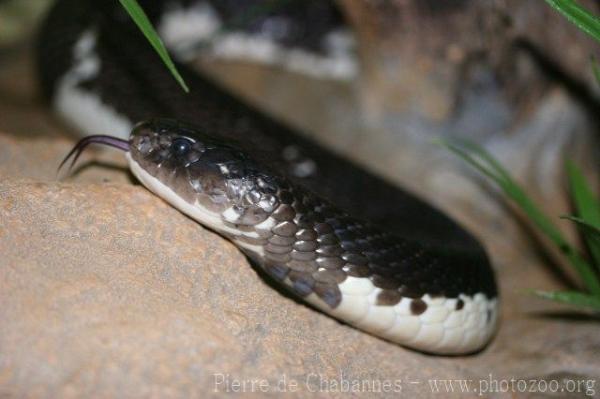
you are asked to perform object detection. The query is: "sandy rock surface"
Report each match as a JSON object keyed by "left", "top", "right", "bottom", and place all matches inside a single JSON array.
[
  {"left": 3, "top": 132, "right": 599, "bottom": 399},
  {"left": 0, "top": 138, "right": 485, "bottom": 398},
  {"left": 0, "top": 104, "right": 599, "bottom": 399}
]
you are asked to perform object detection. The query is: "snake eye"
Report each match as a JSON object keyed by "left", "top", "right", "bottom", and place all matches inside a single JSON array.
[{"left": 172, "top": 137, "right": 192, "bottom": 156}]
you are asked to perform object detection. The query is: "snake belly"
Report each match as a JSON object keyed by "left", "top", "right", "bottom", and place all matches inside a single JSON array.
[{"left": 39, "top": 0, "right": 499, "bottom": 354}]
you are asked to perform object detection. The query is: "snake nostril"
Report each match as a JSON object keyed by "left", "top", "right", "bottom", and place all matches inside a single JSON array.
[{"left": 137, "top": 136, "right": 153, "bottom": 154}]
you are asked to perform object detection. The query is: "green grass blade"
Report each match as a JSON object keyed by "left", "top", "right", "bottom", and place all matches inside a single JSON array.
[
  {"left": 591, "top": 56, "right": 600, "bottom": 86},
  {"left": 567, "top": 161, "right": 600, "bottom": 228},
  {"left": 562, "top": 215, "right": 600, "bottom": 271},
  {"left": 566, "top": 161, "right": 600, "bottom": 267},
  {"left": 534, "top": 290, "right": 600, "bottom": 310},
  {"left": 450, "top": 139, "right": 513, "bottom": 181},
  {"left": 118, "top": 0, "right": 189, "bottom": 93},
  {"left": 545, "top": 0, "right": 600, "bottom": 43},
  {"left": 436, "top": 138, "right": 600, "bottom": 296},
  {"left": 562, "top": 215, "right": 600, "bottom": 235},
  {"left": 430, "top": 138, "right": 504, "bottom": 183}
]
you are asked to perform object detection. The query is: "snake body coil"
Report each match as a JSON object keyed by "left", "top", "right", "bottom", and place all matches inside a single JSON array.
[{"left": 43, "top": 0, "right": 498, "bottom": 354}]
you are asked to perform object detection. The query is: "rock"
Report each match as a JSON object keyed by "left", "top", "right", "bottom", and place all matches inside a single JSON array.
[
  {"left": 0, "top": 145, "right": 461, "bottom": 398},
  {"left": 1, "top": 134, "right": 599, "bottom": 398}
]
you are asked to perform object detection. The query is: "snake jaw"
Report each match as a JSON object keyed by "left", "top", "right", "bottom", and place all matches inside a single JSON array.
[{"left": 58, "top": 134, "right": 130, "bottom": 175}]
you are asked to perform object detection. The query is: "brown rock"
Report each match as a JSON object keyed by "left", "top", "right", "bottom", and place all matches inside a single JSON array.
[
  {"left": 0, "top": 152, "right": 452, "bottom": 398},
  {"left": 1, "top": 132, "right": 599, "bottom": 398}
]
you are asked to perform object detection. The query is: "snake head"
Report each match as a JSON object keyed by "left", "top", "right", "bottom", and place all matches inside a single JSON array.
[{"left": 128, "top": 119, "right": 282, "bottom": 232}]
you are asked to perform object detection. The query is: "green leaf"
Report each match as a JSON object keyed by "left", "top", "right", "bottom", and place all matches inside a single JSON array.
[
  {"left": 545, "top": 0, "right": 600, "bottom": 43},
  {"left": 562, "top": 215, "right": 600, "bottom": 235},
  {"left": 534, "top": 290, "right": 600, "bottom": 310},
  {"left": 567, "top": 161, "right": 600, "bottom": 229},
  {"left": 566, "top": 161, "right": 600, "bottom": 268},
  {"left": 562, "top": 215, "right": 600, "bottom": 272},
  {"left": 118, "top": 0, "right": 189, "bottom": 93},
  {"left": 591, "top": 56, "right": 600, "bottom": 86},
  {"left": 435, "top": 138, "right": 600, "bottom": 296}
]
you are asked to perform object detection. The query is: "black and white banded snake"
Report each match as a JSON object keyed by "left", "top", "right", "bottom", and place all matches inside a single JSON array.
[{"left": 40, "top": 0, "right": 498, "bottom": 354}]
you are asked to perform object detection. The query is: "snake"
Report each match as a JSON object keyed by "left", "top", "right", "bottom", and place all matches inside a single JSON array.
[{"left": 40, "top": 0, "right": 498, "bottom": 354}]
